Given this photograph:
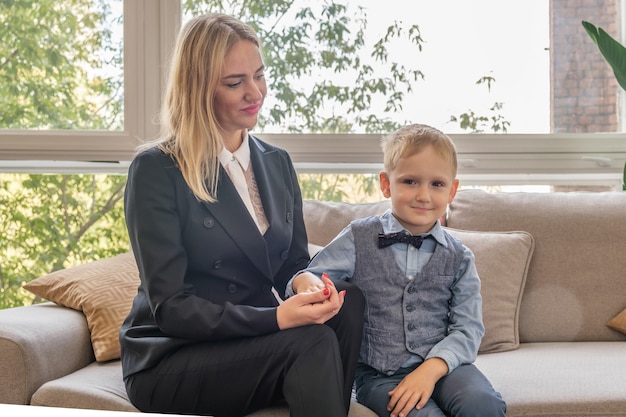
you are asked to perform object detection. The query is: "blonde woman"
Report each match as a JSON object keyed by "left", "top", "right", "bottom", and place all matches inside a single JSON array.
[{"left": 121, "top": 13, "right": 364, "bottom": 417}]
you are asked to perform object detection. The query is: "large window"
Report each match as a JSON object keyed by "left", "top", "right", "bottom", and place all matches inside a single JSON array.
[
  {"left": 1, "top": 0, "right": 624, "bottom": 187},
  {"left": 1, "top": 0, "right": 625, "bottom": 308}
]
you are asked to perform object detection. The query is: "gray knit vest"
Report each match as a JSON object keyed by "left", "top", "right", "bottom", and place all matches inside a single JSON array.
[{"left": 351, "top": 216, "right": 464, "bottom": 375}]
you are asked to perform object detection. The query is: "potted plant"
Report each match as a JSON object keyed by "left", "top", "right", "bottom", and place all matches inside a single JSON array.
[{"left": 582, "top": 20, "right": 626, "bottom": 190}]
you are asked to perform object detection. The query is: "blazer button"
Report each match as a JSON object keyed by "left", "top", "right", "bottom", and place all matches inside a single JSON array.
[
  {"left": 281, "top": 251, "right": 289, "bottom": 260},
  {"left": 203, "top": 218, "right": 215, "bottom": 228},
  {"left": 286, "top": 212, "right": 292, "bottom": 223},
  {"left": 213, "top": 260, "right": 223, "bottom": 269},
  {"left": 228, "top": 284, "right": 237, "bottom": 293}
]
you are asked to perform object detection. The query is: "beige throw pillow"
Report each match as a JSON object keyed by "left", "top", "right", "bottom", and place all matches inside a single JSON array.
[
  {"left": 445, "top": 228, "right": 535, "bottom": 353},
  {"left": 23, "top": 252, "right": 139, "bottom": 362}
]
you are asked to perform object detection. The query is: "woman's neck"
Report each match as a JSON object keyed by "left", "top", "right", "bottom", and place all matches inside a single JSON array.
[{"left": 222, "top": 129, "right": 247, "bottom": 153}]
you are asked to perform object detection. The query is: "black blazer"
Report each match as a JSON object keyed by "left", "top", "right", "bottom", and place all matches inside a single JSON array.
[{"left": 120, "top": 135, "right": 310, "bottom": 378}]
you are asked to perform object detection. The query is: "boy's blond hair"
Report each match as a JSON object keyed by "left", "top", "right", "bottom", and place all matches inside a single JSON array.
[{"left": 381, "top": 124, "right": 458, "bottom": 177}]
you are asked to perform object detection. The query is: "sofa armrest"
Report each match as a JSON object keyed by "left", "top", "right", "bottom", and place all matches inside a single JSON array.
[{"left": 0, "top": 302, "right": 95, "bottom": 404}]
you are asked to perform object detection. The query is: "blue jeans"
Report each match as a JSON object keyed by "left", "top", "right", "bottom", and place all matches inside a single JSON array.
[{"left": 355, "top": 363, "right": 506, "bottom": 417}]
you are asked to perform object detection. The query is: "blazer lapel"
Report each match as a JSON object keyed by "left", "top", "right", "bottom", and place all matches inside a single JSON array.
[
  {"left": 249, "top": 136, "right": 290, "bottom": 276},
  {"left": 202, "top": 165, "right": 273, "bottom": 279},
  {"left": 249, "top": 137, "right": 285, "bottom": 232}
]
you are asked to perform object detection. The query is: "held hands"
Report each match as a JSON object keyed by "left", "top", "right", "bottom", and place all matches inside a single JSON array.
[
  {"left": 276, "top": 272, "right": 346, "bottom": 330},
  {"left": 387, "top": 358, "right": 448, "bottom": 417}
]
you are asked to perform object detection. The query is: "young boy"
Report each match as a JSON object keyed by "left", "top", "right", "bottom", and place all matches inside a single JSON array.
[{"left": 288, "top": 124, "right": 506, "bottom": 417}]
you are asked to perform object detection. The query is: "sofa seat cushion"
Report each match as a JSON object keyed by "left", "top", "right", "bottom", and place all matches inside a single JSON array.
[
  {"left": 31, "top": 361, "right": 376, "bottom": 417},
  {"left": 475, "top": 342, "right": 626, "bottom": 416},
  {"left": 30, "top": 361, "right": 137, "bottom": 412}
]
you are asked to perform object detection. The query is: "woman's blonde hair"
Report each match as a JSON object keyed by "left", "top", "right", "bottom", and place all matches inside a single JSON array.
[
  {"left": 139, "top": 13, "right": 260, "bottom": 202},
  {"left": 381, "top": 124, "right": 458, "bottom": 177}
]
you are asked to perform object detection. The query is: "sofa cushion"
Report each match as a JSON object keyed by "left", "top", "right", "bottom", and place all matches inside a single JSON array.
[
  {"left": 31, "top": 361, "right": 376, "bottom": 416},
  {"left": 23, "top": 253, "right": 139, "bottom": 362},
  {"left": 448, "top": 189, "right": 626, "bottom": 343},
  {"left": 475, "top": 342, "right": 626, "bottom": 416},
  {"left": 446, "top": 229, "right": 534, "bottom": 353},
  {"left": 30, "top": 361, "right": 137, "bottom": 411},
  {"left": 0, "top": 303, "right": 94, "bottom": 405},
  {"left": 608, "top": 308, "right": 626, "bottom": 334},
  {"left": 303, "top": 200, "right": 391, "bottom": 246}
]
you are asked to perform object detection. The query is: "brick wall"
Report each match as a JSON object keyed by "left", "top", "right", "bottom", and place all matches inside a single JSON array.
[{"left": 551, "top": 0, "right": 621, "bottom": 133}]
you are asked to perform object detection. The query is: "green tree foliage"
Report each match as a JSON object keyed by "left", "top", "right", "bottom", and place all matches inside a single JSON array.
[
  {"left": 450, "top": 76, "right": 511, "bottom": 133},
  {"left": 0, "top": 174, "right": 128, "bottom": 308},
  {"left": 0, "top": 0, "right": 122, "bottom": 129},
  {"left": 184, "top": 0, "right": 423, "bottom": 133},
  {"left": 0, "top": 0, "right": 125, "bottom": 308},
  {"left": 299, "top": 173, "right": 379, "bottom": 202}
]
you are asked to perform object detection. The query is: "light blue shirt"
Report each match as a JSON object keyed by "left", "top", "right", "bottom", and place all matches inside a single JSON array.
[{"left": 287, "top": 209, "right": 484, "bottom": 373}]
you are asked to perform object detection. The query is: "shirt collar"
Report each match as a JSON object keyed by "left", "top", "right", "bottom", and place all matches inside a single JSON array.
[
  {"left": 218, "top": 131, "right": 251, "bottom": 170},
  {"left": 379, "top": 209, "right": 448, "bottom": 247}
]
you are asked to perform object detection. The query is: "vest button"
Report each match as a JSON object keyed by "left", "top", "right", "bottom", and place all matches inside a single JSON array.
[
  {"left": 407, "top": 323, "right": 416, "bottom": 331},
  {"left": 213, "top": 260, "right": 223, "bottom": 269},
  {"left": 228, "top": 284, "right": 237, "bottom": 293},
  {"left": 203, "top": 218, "right": 215, "bottom": 228},
  {"left": 281, "top": 251, "right": 289, "bottom": 260},
  {"left": 406, "top": 305, "right": 415, "bottom": 312},
  {"left": 407, "top": 286, "right": 416, "bottom": 294}
]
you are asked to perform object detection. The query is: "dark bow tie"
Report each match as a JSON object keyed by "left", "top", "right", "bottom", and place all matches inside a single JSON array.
[{"left": 378, "top": 232, "right": 425, "bottom": 249}]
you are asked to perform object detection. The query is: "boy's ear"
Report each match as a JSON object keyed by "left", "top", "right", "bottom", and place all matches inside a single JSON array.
[
  {"left": 379, "top": 172, "right": 391, "bottom": 198},
  {"left": 448, "top": 179, "right": 460, "bottom": 203}
]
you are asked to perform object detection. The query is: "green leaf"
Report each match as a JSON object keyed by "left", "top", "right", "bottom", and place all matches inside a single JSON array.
[{"left": 582, "top": 20, "right": 626, "bottom": 91}]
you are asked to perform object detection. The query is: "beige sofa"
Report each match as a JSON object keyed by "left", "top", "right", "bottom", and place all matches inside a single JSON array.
[{"left": 1, "top": 189, "right": 625, "bottom": 416}]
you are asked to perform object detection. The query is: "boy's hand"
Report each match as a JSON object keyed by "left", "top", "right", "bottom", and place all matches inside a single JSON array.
[
  {"left": 277, "top": 272, "right": 345, "bottom": 329},
  {"left": 387, "top": 358, "right": 448, "bottom": 417},
  {"left": 291, "top": 271, "right": 327, "bottom": 294}
]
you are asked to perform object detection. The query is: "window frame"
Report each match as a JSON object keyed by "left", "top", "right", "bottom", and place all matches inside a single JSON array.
[
  {"left": 0, "top": 0, "right": 624, "bottom": 188},
  {"left": 0, "top": 0, "right": 180, "bottom": 165}
]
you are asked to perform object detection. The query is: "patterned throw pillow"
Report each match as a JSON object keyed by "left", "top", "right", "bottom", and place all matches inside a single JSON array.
[
  {"left": 607, "top": 308, "right": 626, "bottom": 335},
  {"left": 24, "top": 253, "right": 139, "bottom": 362}
]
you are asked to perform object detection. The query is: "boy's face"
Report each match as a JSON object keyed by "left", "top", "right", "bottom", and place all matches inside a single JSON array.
[{"left": 379, "top": 145, "right": 459, "bottom": 235}]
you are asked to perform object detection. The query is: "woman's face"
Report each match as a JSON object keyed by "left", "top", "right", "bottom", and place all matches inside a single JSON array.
[{"left": 214, "top": 39, "right": 267, "bottom": 143}]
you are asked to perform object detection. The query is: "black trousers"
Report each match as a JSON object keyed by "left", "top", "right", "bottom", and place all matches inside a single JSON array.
[{"left": 125, "top": 281, "right": 365, "bottom": 417}]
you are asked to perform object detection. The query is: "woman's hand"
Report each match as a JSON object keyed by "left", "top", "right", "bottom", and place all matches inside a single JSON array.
[{"left": 277, "top": 273, "right": 346, "bottom": 329}]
